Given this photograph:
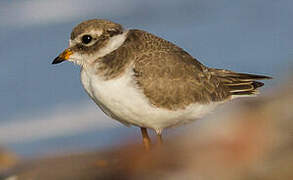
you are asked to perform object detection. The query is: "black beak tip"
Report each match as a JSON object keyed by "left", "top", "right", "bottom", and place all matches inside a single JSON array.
[{"left": 52, "top": 57, "right": 64, "bottom": 64}]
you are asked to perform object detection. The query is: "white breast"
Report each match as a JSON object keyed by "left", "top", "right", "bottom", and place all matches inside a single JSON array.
[{"left": 81, "top": 66, "right": 220, "bottom": 134}]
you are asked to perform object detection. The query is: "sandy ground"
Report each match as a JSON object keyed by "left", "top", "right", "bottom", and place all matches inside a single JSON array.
[{"left": 1, "top": 78, "right": 293, "bottom": 180}]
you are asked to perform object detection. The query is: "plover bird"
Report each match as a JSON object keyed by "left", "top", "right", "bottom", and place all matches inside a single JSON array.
[{"left": 52, "top": 19, "right": 271, "bottom": 150}]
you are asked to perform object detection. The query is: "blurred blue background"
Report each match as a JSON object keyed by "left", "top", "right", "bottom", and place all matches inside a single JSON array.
[{"left": 0, "top": 0, "right": 291, "bottom": 157}]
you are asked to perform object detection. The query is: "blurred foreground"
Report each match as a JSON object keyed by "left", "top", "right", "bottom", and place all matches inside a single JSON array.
[{"left": 1, "top": 78, "right": 293, "bottom": 180}]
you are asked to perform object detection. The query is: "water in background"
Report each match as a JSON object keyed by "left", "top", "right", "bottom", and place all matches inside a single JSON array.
[{"left": 0, "top": 0, "right": 292, "bottom": 157}]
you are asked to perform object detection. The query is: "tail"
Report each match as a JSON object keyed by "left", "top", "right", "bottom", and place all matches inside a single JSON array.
[{"left": 210, "top": 69, "right": 272, "bottom": 97}]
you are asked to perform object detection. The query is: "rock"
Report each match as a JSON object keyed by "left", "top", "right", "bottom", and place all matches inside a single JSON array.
[{"left": 0, "top": 148, "right": 17, "bottom": 173}]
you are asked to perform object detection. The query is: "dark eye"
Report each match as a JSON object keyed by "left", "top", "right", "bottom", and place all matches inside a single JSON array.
[{"left": 81, "top": 35, "right": 92, "bottom": 44}]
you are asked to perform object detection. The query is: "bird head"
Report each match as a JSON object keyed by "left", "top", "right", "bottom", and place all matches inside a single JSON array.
[{"left": 52, "top": 19, "right": 127, "bottom": 67}]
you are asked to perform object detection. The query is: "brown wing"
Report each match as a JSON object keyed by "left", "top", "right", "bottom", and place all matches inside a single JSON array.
[
  {"left": 131, "top": 30, "right": 231, "bottom": 110},
  {"left": 97, "top": 29, "right": 270, "bottom": 111}
]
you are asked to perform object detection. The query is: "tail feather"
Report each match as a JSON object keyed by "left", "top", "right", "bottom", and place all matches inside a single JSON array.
[{"left": 210, "top": 69, "right": 271, "bottom": 97}]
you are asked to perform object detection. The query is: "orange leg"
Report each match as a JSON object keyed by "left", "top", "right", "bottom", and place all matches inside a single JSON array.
[
  {"left": 157, "top": 133, "right": 163, "bottom": 146},
  {"left": 140, "top": 127, "right": 151, "bottom": 151}
]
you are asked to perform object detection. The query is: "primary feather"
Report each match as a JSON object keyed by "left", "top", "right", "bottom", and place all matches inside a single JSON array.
[{"left": 210, "top": 69, "right": 272, "bottom": 96}]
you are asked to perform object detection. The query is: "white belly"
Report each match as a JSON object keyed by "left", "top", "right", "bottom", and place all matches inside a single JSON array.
[{"left": 80, "top": 66, "right": 219, "bottom": 133}]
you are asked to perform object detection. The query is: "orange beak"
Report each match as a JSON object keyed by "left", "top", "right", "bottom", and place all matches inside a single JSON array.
[{"left": 52, "top": 49, "right": 73, "bottom": 64}]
